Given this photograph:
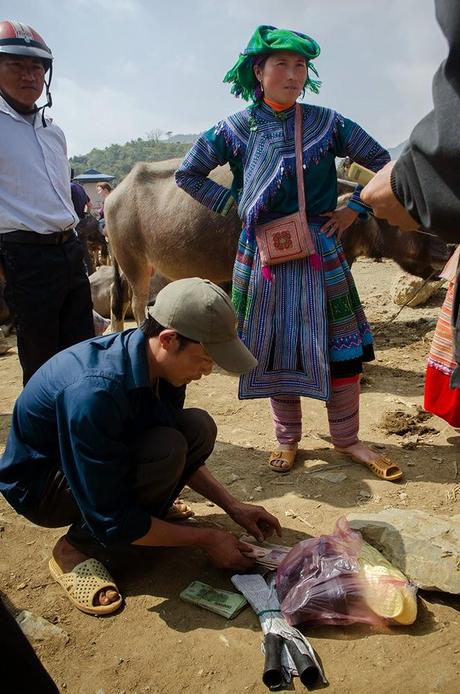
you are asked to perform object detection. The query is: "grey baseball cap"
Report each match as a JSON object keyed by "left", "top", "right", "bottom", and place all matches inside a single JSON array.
[{"left": 147, "top": 278, "right": 258, "bottom": 374}]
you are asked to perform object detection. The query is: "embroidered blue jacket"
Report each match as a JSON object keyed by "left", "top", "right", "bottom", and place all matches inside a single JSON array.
[{"left": 176, "top": 102, "right": 390, "bottom": 232}]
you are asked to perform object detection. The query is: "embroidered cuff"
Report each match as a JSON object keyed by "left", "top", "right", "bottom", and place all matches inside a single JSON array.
[{"left": 347, "top": 199, "right": 370, "bottom": 220}]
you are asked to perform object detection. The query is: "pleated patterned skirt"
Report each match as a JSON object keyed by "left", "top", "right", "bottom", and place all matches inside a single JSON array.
[{"left": 232, "top": 219, "right": 374, "bottom": 401}]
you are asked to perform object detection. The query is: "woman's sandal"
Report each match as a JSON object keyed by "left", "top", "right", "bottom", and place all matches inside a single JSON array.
[
  {"left": 334, "top": 448, "right": 403, "bottom": 481},
  {"left": 268, "top": 449, "right": 297, "bottom": 473},
  {"left": 48, "top": 557, "right": 123, "bottom": 616}
]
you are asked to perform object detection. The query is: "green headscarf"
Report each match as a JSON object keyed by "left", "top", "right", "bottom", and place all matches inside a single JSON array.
[{"left": 224, "top": 25, "right": 321, "bottom": 102}]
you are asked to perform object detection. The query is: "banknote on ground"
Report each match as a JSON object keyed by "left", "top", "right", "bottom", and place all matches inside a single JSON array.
[{"left": 180, "top": 580, "right": 248, "bottom": 619}]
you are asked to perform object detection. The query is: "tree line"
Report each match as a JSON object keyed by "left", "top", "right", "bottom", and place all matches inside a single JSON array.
[{"left": 70, "top": 136, "right": 194, "bottom": 183}]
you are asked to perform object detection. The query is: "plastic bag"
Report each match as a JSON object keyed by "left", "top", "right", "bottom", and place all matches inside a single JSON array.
[{"left": 276, "top": 517, "right": 417, "bottom": 627}]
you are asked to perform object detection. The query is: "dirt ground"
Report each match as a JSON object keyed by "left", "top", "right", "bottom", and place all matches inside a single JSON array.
[{"left": 0, "top": 258, "right": 459, "bottom": 694}]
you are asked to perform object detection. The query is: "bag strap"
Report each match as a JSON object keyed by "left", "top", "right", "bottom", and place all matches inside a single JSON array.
[{"left": 294, "top": 103, "right": 306, "bottom": 216}]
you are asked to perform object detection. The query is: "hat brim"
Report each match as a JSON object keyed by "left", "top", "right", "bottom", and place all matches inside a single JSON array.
[
  {"left": 204, "top": 336, "right": 258, "bottom": 374},
  {"left": 0, "top": 45, "right": 52, "bottom": 62}
]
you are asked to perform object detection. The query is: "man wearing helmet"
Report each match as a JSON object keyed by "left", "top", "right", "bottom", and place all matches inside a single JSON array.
[{"left": 0, "top": 20, "right": 94, "bottom": 385}]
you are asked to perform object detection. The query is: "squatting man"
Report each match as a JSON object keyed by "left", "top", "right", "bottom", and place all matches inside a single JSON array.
[{"left": 0, "top": 278, "right": 281, "bottom": 615}]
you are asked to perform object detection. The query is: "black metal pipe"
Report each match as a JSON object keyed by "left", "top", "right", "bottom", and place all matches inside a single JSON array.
[
  {"left": 262, "top": 633, "right": 284, "bottom": 690},
  {"left": 285, "top": 640, "right": 320, "bottom": 688}
]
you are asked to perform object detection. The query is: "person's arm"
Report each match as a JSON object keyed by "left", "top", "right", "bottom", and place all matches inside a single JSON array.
[
  {"left": 133, "top": 517, "right": 255, "bottom": 571},
  {"left": 360, "top": 161, "right": 419, "bottom": 231},
  {"left": 133, "top": 464, "right": 281, "bottom": 570},
  {"left": 186, "top": 465, "right": 282, "bottom": 542},
  {"left": 321, "top": 116, "right": 391, "bottom": 238},
  {"left": 335, "top": 117, "right": 391, "bottom": 217},
  {"left": 175, "top": 126, "right": 235, "bottom": 215},
  {"left": 55, "top": 379, "right": 278, "bottom": 570},
  {"left": 362, "top": 0, "right": 460, "bottom": 241}
]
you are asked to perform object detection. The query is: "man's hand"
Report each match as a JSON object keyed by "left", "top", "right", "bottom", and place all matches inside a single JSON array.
[
  {"left": 228, "top": 502, "right": 282, "bottom": 543},
  {"left": 201, "top": 530, "right": 256, "bottom": 571},
  {"left": 320, "top": 206, "right": 358, "bottom": 240},
  {"left": 360, "top": 161, "right": 419, "bottom": 231}
]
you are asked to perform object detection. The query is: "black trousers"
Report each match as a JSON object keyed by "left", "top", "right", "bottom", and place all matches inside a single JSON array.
[
  {"left": 0, "top": 233, "right": 94, "bottom": 385},
  {"left": 25, "top": 408, "right": 217, "bottom": 567}
]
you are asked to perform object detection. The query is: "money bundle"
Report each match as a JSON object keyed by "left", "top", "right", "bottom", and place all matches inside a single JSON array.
[
  {"left": 239, "top": 535, "right": 292, "bottom": 570},
  {"left": 180, "top": 580, "right": 248, "bottom": 619}
]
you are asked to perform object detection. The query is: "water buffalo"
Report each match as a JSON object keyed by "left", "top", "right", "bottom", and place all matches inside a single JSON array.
[
  {"left": 76, "top": 215, "right": 110, "bottom": 275},
  {"left": 338, "top": 193, "right": 450, "bottom": 278},
  {"left": 89, "top": 265, "right": 133, "bottom": 319},
  {"left": 105, "top": 158, "right": 451, "bottom": 330}
]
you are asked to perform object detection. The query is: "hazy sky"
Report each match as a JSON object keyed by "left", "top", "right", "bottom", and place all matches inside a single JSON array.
[{"left": 4, "top": 0, "right": 447, "bottom": 157}]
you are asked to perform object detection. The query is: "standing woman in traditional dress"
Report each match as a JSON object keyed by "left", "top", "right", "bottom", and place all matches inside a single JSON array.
[{"left": 176, "top": 25, "right": 402, "bottom": 480}]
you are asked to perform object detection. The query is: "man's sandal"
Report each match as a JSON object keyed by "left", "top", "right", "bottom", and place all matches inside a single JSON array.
[
  {"left": 165, "top": 498, "right": 195, "bottom": 521},
  {"left": 49, "top": 557, "right": 123, "bottom": 616},
  {"left": 268, "top": 449, "right": 297, "bottom": 474},
  {"left": 334, "top": 448, "right": 403, "bottom": 481}
]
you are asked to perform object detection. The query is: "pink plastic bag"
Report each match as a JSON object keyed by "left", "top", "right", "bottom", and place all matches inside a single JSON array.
[{"left": 276, "top": 517, "right": 412, "bottom": 627}]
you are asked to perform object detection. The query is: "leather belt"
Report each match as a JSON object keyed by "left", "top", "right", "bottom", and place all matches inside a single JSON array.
[{"left": 1, "top": 229, "right": 75, "bottom": 245}]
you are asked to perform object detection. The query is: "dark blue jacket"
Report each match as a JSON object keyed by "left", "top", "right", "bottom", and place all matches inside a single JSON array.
[{"left": 0, "top": 329, "right": 185, "bottom": 545}]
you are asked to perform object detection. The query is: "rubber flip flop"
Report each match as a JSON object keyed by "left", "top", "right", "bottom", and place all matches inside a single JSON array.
[
  {"left": 268, "top": 449, "right": 297, "bottom": 474},
  {"left": 335, "top": 448, "right": 403, "bottom": 481},
  {"left": 165, "top": 498, "right": 195, "bottom": 521},
  {"left": 49, "top": 557, "right": 123, "bottom": 616}
]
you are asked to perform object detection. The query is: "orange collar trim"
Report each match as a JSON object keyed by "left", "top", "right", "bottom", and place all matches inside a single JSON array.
[{"left": 263, "top": 96, "right": 296, "bottom": 112}]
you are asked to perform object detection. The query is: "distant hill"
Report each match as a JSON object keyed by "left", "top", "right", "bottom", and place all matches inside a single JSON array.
[
  {"left": 69, "top": 136, "right": 197, "bottom": 183},
  {"left": 167, "top": 133, "right": 198, "bottom": 143}
]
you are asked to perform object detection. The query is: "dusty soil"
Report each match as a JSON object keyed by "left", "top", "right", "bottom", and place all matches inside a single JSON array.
[{"left": 0, "top": 258, "right": 459, "bottom": 694}]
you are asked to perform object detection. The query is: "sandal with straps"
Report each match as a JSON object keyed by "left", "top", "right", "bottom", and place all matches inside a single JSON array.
[
  {"left": 268, "top": 449, "right": 297, "bottom": 473},
  {"left": 165, "top": 498, "right": 195, "bottom": 521},
  {"left": 334, "top": 448, "right": 403, "bottom": 481},
  {"left": 49, "top": 557, "right": 123, "bottom": 615}
]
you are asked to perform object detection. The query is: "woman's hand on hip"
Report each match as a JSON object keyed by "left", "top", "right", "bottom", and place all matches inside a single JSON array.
[{"left": 320, "top": 207, "right": 358, "bottom": 240}]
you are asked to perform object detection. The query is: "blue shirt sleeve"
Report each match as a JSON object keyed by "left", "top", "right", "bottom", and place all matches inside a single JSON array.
[{"left": 55, "top": 377, "right": 152, "bottom": 546}]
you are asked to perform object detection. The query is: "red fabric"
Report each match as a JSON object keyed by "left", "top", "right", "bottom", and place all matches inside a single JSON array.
[
  {"left": 331, "top": 375, "right": 360, "bottom": 387},
  {"left": 424, "top": 366, "right": 460, "bottom": 427}
]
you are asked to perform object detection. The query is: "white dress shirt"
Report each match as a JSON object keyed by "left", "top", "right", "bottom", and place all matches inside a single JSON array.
[{"left": 0, "top": 96, "right": 78, "bottom": 234}]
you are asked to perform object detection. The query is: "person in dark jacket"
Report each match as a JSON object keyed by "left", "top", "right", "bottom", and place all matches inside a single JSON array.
[
  {"left": 361, "top": 0, "right": 460, "bottom": 388},
  {"left": 0, "top": 278, "right": 281, "bottom": 617},
  {"left": 70, "top": 169, "right": 92, "bottom": 221}
]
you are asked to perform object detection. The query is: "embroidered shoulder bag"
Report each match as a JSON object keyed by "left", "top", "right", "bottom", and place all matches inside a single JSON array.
[{"left": 254, "top": 103, "right": 318, "bottom": 268}]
